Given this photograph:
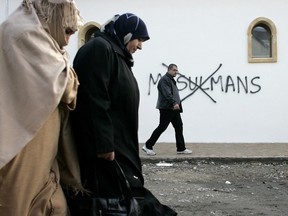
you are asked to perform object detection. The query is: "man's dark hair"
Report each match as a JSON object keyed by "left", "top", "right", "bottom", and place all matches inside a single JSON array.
[{"left": 168, "top": 63, "right": 177, "bottom": 71}]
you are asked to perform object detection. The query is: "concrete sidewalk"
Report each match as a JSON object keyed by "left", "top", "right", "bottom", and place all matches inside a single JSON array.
[{"left": 139, "top": 143, "right": 288, "bottom": 162}]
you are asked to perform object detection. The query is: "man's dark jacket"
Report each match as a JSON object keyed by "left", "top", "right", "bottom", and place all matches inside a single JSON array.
[{"left": 156, "top": 72, "right": 182, "bottom": 112}]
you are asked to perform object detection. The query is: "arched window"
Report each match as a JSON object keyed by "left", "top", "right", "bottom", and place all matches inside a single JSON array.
[
  {"left": 78, "top": 21, "right": 101, "bottom": 48},
  {"left": 247, "top": 17, "right": 277, "bottom": 63}
]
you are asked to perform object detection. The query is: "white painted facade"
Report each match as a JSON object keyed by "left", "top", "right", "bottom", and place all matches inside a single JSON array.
[{"left": 2, "top": 0, "right": 288, "bottom": 143}]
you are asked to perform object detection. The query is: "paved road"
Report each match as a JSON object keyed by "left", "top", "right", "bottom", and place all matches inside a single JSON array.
[
  {"left": 140, "top": 143, "right": 288, "bottom": 216},
  {"left": 142, "top": 160, "right": 288, "bottom": 216}
]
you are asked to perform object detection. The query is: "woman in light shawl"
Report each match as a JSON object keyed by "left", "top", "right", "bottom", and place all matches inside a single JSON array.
[{"left": 0, "top": 0, "right": 82, "bottom": 215}]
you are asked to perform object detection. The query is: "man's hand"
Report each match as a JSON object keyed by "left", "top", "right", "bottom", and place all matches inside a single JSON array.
[
  {"left": 173, "top": 104, "right": 180, "bottom": 110},
  {"left": 97, "top": 152, "right": 115, "bottom": 161}
]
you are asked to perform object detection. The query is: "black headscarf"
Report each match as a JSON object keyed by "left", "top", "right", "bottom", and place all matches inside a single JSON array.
[
  {"left": 100, "top": 13, "right": 150, "bottom": 66},
  {"left": 114, "top": 13, "right": 150, "bottom": 45}
]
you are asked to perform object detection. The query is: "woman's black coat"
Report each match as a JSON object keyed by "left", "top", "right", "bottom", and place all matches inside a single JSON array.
[
  {"left": 71, "top": 32, "right": 143, "bottom": 187},
  {"left": 71, "top": 32, "right": 177, "bottom": 216}
]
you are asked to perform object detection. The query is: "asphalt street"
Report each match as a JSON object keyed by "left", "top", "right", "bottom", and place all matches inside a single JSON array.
[{"left": 140, "top": 143, "right": 288, "bottom": 216}]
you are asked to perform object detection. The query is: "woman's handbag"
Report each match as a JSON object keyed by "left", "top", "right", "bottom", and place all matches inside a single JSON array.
[{"left": 64, "top": 160, "right": 140, "bottom": 216}]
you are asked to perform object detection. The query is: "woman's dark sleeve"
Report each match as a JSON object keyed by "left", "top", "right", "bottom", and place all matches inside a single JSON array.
[{"left": 73, "top": 39, "right": 115, "bottom": 154}]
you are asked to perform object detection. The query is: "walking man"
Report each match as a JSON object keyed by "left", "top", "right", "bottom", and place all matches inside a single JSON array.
[{"left": 143, "top": 63, "right": 192, "bottom": 155}]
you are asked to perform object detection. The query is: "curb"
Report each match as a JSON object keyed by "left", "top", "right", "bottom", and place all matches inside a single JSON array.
[{"left": 140, "top": 156, "right": 288, "bottom": 164}]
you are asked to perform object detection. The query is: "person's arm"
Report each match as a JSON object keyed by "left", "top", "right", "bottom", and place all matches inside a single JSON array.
[
  {"left": 60, "top": 67, "right": 79, "bottom": 110},
  {"left": 73, "top": 38, "right": 115, "bottom": 159}
]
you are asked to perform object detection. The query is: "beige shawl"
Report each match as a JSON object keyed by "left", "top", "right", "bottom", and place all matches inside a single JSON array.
[{"left": 0, "top": 3, "right": 75, "bottom": 169}]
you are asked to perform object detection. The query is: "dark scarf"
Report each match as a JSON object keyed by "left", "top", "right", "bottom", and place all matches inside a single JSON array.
[
  {"left": 102, "top": 19, "right": 134, "bottom": 66},
  {"left": 100, "top": 13, "right": 150, "bottom": 67}
]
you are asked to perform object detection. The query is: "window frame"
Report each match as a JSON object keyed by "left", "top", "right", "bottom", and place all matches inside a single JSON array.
[
  {"left": 78, "top": 21, "right": 101, "bottom": 48},
  {"left": 247, "top": 17, "right": 277, "bottom": 63}
]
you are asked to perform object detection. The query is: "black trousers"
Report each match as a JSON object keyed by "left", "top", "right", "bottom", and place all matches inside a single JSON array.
[{"left": 145, "top": 109, "right": 186, "bottom": 151}]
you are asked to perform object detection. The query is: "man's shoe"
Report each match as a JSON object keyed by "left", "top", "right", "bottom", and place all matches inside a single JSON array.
[
  {"left": 177, "top": 148, "right": 192, "bottom": 154},
  {"left": 142, "top": 145, "right": 156, "bottom": 156}
]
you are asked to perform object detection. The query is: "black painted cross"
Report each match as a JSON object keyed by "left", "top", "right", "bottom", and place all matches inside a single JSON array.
[{"left": 162, "top": 63, "right": 222, "bottom": 103}]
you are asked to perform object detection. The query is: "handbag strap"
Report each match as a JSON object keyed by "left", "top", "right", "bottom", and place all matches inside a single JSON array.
[{"left": 114, "top": 159, "right": 135, "bottom": 199}]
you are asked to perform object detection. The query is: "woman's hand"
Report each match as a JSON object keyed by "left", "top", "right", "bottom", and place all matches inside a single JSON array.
[{"left": 97, "top": 152, "right": 115, "bottom": 161}]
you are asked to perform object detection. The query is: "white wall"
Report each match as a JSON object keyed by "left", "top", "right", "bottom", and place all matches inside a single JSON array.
[{"left": 2, "top": 0, "right": 288, "bottom": 143}]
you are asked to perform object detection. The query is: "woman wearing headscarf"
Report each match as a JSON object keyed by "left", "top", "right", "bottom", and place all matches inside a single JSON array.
[
  {"left": 71, "top": 13, "right": 177, "bottom": 215},
  {"left": 0, "top": 0, "right": 82, "bottom": 215}
]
